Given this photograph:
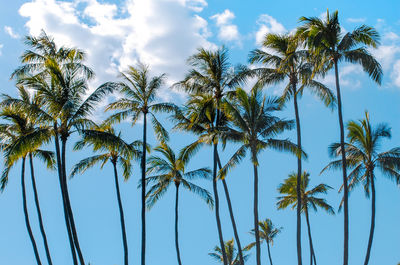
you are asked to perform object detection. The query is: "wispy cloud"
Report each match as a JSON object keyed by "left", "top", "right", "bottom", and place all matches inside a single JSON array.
[
  {"left": 210, "top": 9, "right": 241, "bottom": 44},
  {"left": 4, "top": 26, "right": 20, "bottom": 39},
  {"left": 346, "top": 17, "right": 366, "bottom": 23},
  {"left": 255, "top": 14, "right": 286, "bottom": 45},
  {"left": 0, "top": 44, "right": 3, "bottom": 56}
]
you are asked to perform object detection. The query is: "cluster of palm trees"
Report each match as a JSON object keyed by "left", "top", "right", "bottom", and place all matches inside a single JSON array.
[{"left": 1, "top": 9, "right": 400, "bottom": 265}]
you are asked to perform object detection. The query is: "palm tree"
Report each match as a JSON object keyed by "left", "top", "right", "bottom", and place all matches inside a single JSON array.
[
  {"left": 277, "top": 172, "right": 335, "bottom": 265},
  {"left": 106, "top": 63, "right": 176, "bottom": 265},
  {"left": 174, "top": 47, "right": 240, "bottom": 265},
  {"left": 209, "top": 239, "right": 251, "bottom": 265},
  {"left": 145, "top": 142, "right": 213, "bottom": 265},
  {"left": 248, "top": 33, "right": 335, "bottom": 265},
  {"left": 220, "top": 87, "right": 301, "bottom": 265},
  {"left": 7, "top": 31, "right": 114, "bottom": 265},
  {"left": 297, "top": 10, "right": 382, "bottom": 264},
  {"left": 70, "top": 124, "right": 143, "bottom": 265},
  {"left": 322, "top": 112, "right": 400, "bottom": 265}
]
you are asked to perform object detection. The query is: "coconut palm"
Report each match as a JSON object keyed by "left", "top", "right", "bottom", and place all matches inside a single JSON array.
[
  {"left": 174, "top": 47, "right": 241, "bottom": 265},
  {"left": 277, "top": 172, "right": 334, "bottom": 265},
  {"left": 249, "top": 218, "right": 282, "bottom": 265},
  {"left": 297, "top": 10, "right": 382, "bottom": 264},
  {"left": 209, "top": 239, "right": 251, "bottom": 265},
  {"left": 220, "top": 86, "right": 302, "bottom": 265},
  {"left": 145, "top": 142, "right": 213, "bottom": 265},
  {"left": 70, "top": 124, "right": 143, "bottom": 265},
  {"left": 321, "top": 112, "right": 400, "bottom": 265},
  {"left": 248, "top": 32, "right": 335, "bottom": 265},
  {"left": 105, "top": 63, "right": 176, "bottom": 265}
]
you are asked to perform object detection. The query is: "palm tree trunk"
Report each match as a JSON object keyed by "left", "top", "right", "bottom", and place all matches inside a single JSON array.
[
  {"left": 305, "top": 209, "right": 317, "bottom": 265},
  {"left": 141, "top": 112, "right": 147, "bottom": 265},
  {"left": 174, "top": 184, "right": 183, "bottom": 265},
  {"left": 293, "top": 92, "right": 303, "bottom": 265},
  {"left": 29, "top": 153, "right": 53, "bottom": 265},
  {"left": 364, "top": 174, "right": 376, "bottom": 265},
  {"left": 334, "top": 60, "right": 349, "bottom": 265},
  {"left": 113, "top": 161, "right": 129, "bottom": 265},
  {"left": 253, "top": 157, "right": 261, "bottom": 265},
  {"left": 21, "top": 156, "right": 42, "bottom": 265},
  {"left": 267, "top": 241, "right": 273, "bottom": 265},
  {"left": 215, "top": 151, "right": 244, "bottom": 265},
  {"left": 54, "top": 132, "right": 77, "bottom": 265},
  {"left": 61, "top": 138, "right": 85, "bottom": 265}
]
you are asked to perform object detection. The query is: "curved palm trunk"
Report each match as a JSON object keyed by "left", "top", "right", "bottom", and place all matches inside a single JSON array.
[
  {"left": 54, "top": 133, "right": 78, "bottom": 265},
  {"left": 267, "top": 241, "right": 273, "bottom": 265},
  {"left": 364, "top": 174, "right": 376, "bottom": 265},
  {"left": 174, "top": 184, "right": 183, "bottom": 265},
  {"left": 141, "top": 112, "right": 147, "bottom": 265},
  {"left": 61, "top": 138, "right": 85, "bottom": 265},
  {"left": 113, "top": 162, "right": 129, "bottom": 265},
  {"left": 305, "top": 209, "right": 316, "bottom": 265},
  {"left": 293, "top": 92, "right": 303, "bottom": 265},
  {"left": 29, "top": 154, "right": 53, "bottom": 265},
  {"left": 21, "top": 157, "right": 42, "bottom": 265},
  {"left": 334, "top": 61, "right": 349, "bottom": 265},
  {"left": 253, "top": 159, "right": 261, "bottom": 265},
  {"left": 216, "top": 152, "right": 244, "bottom": 265}
]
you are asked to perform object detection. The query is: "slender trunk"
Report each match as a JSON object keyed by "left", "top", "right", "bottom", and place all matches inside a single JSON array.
[
  {"left": 364, "top": 174, "right": 376, "bottom": 265},
  {"left": 21, "top": 157, "right": 42, "bottom": 265},
  {"left": 334, "top": 60, "right": 349, "bottom": 265},
  {"left": 113, "top": 161, "right": 129, "bottom": 265},
  {"left": 293, "top": 91, "right": 303, "bottom": 265},
  {"left": 253, "top": 157, "right": 261, "bottom": 265},
  {"left": 29, "top": 153, "right": 53, "bottom": 265},
  {"left": 305, "top": 209, "right": 316, "bottom": 265},
  {"left": 141, "top": 112, "right": 147, "bottom": 265},
  {"left": 215, "top": 152, "right": 244, "bottom": 265},
  {"left": 61, "top": 138, "right": 85, "bottom": 265},
  {"left": 54, "top": 132, "right": 77, "bottom": 265},
  {"left": 174, "top": 184, "right": 183, "bottom": 265},
  {"left": 267, "top": 241, "right": 273, "bottom": 265}
]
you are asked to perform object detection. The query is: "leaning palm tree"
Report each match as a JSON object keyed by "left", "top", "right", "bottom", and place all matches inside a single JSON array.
[
  {"left": 248, "top": 32, "right": 335, "bottom": 265},
  {"left": 277, "top": 172, "right": 335, "bottom": 265},
  {"left": 145, "top": 142, "right": 213, "bottom": 265},
  {"left": 220, "top": 86, "right": 302, "bottom": 265},
  {"left": 70, "top": 124, "right": 143, "bottom": 265},
  {"left": 297, "top": 10, "right": 382, "bottom": 265},
  {"left": 209, "top": 239, "right": 251, "bottom": 265},
  {"left": 106, "top": 63, "right": 176, "bottom": 265},
  {"left": 322, "top": 112, "right": 400, "bottom": 265},
  {"left": 174, "top": 47, "right": 241, "bottom": 265}
]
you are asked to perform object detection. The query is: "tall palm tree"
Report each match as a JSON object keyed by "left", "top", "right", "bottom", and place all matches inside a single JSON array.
[
  {"left": 297, "top": 10, "right": 382, "bottom": 264},
  {"left": 106, "top": 63, "right": 176, "bottom": 265},
  {"left": 220, "top": 87, "right": 302, "bottom": 265},
  {"left": 277, "top": 172, "right": 335, "bottom": 265},
  {"left": 209, "top": 239, "right": 251, "bottom": 265},
  {"left": 248, "top": 33, "right": 335, "bottom": 265},
  {"left": 70, "top": 124, "right": 143, "bottom": 265},
  {"left": 174, "top": 47, "right": 240, "bottom": 265},
  {"left": 145, "top": 142, "right": 213, "bottom": 265},
  {"left": 8, "top": 31, "right": 114, "bottom": 265},
  {"left": 322, "top": 112, "right": 400, "bottom": 265}
]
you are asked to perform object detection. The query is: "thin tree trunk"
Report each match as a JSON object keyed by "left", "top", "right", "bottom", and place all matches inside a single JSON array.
[
  {"left": 305, "top": 209, "right": 317, "bottom": 265},
  {"left": 253, "top": 159, "right": 261, "bottom": 265},
  {"left": 29, "top": 153, "right": 53, "bottom": 265},
  {"left": 113, "top": 161, "right": 129, "bottom": 265},
  {"left": 334, "top": 60, "right": 349, "bottom": 265},
  {"left": 61, "top": 138, "right": 85, "bottom": 265},
  {"left": 141, "top": 112, "right": 147, "bottom": 265},
  {"left": 216, "top": 151, "right": 244, "bottom": 265},
  {"left": 174, "top": 184, "right": 183, "bottom": 265},
  {"left": 21, "top": 157, "right": 42, "bottom": 265},
  {"left": 267, "top": 241, "right": 273, "bottom": 265},
  {"left": 364, "top": 174, "right": 376, "bottom": 265},
  {"left": 293, "top": 91, "right": 303, "bottom": 265},
  {"left": 54, "top": 132, "right": 77, "bottom": 265}
]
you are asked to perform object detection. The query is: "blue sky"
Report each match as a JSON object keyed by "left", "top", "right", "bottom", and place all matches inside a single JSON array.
[{"left": 0, "top": 0, "right": 400, "bottom": 265}]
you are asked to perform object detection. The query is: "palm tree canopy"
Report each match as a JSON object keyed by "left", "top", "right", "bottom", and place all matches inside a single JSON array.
[
  {"left": 209, "top": 239, "right": 251, "bottom": 265},
  {"left": 250, "top": 218, "right": 283, "bottom": 246}
]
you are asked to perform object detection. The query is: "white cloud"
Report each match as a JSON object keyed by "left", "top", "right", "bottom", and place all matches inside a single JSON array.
[
  {"left": 391, "top": 60, "right": 400, "bottom": 87},
  {"left": 4, "top": 26, "right": 20, "bottom": 39},
  {"left": 255, "top": 14, "right": 286, "bottom": 45},
  {"left": 210, "top": 9, "right": 240, "bottom": 43},
  {"left": 0, "top": 44, "right": 3, "bottom": 56},
  {"left": 346, "top": 17, "right": 366, "bottom": 23}
]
